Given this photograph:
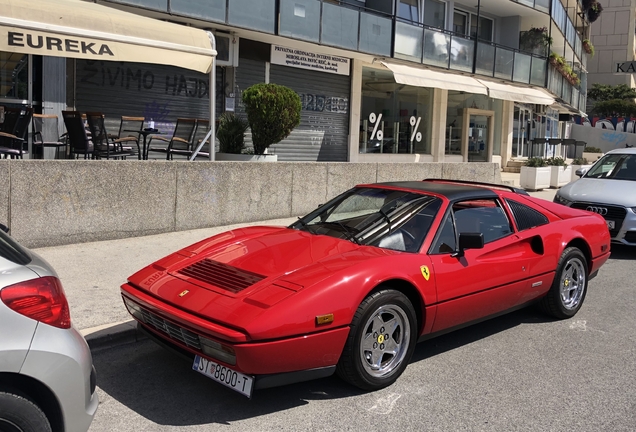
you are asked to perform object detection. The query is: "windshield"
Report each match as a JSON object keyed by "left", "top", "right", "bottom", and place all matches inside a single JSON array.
[
  {"left": 584, "top": 154, "right": 636, "bottom": 181},
  {"left": 290, "top": 187, "right": 442, "bottom": 252}
]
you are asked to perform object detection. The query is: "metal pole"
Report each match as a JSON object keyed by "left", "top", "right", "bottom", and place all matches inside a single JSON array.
[{"left": 190, "top": 31, "right": 216, "bottom": 161}]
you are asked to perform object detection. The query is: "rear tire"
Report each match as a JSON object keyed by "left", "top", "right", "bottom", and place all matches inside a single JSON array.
[
  {"left": 337, "top": 289, "right": 417, "bottom": 390},
  {"left": 0, "top": 392, "right": 52, "bottom": 432},
  {"left": 540, "top": 247, "right": 588, "bottom": 319}
]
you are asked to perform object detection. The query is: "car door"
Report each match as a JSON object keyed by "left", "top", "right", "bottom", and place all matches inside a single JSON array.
[{"left": 427, "top": 198, "right": 531, "bottom": 333}]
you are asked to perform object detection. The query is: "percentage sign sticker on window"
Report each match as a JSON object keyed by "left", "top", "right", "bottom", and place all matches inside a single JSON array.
[
  {"left": 369, "top": 113, "right": 383, "bottom": 140},
  {"left": 410, "top": 116, "right": 422, "bottom": 142}
]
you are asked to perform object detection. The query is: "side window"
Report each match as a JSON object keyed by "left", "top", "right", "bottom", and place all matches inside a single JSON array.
[
  {"left": 431, "top": 212, "right": 456, "bottom": 254},
  {"left": 453, "top": 199, "right": 512, "bottom": 244}
]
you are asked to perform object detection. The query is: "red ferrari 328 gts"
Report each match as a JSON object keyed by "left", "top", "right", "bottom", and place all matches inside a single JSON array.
[{"left": 121, "top": 180, "right": 610, "bottom": 397}]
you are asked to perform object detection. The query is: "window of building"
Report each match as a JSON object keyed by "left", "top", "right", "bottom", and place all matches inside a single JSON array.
[
  {"left": 453, "top": 9, "right": 493, "bottom": 42},
  {"left": 360, "top": 66, "right": 432, "bottom": 155},
  {"left": 423, "top": 0, "right": 446, "bottom": 29},
  {"left": 397, "top": 0, "right": 419, "bottom": 22},
  {"left": 0, "top": 52, "right": 29, "bottom": 101}
]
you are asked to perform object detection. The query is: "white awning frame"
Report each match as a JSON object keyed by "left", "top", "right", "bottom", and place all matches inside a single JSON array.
[{"left": 380, "top": 61, "right": 556, "bottom": 106}]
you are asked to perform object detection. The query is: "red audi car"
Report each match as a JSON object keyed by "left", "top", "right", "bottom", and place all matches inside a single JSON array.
[{"left": 121, "top": 180, "right": 610, "bottom": 397}]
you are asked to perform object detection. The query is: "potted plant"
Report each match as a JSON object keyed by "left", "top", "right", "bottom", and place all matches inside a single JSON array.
[
  {"left": 587, "top": 1, "right": 603, "bottom": 23},
  {"left": 570, "top": 157, "right": 593, "bottom": 181},
  {"left": 520, "top": 157, "right": 551, "bottom": 191},
  {"left": 519, "top": 26, "right": 552, "bottom": 55},
  {"left": 215, "top": 112, "right": 248, "bottom": 158},
  {"left": 582, "top": 145, "right": 604, "bottom": 162},
  {"left": 242, "top": 83, "right": 301, "bottom": 161},
  {"left": 546, "top": 156, "right": 572, "bottom": 188},
  {"left": 583, "top": 39, "right": 595, "bottom": 56}
]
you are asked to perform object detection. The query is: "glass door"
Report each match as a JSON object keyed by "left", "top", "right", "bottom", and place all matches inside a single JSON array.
[
  {"left": 468, "top": 114, "right": 488, "bottom": 162},
  {"left": 513, "top": 106, "right": 531, "bottom": 158}
]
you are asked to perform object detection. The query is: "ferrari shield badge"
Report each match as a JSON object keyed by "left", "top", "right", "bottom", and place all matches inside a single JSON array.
[
  {"left": 420, "top": 265, "right": 430, "bottom": 281},
  {"left": 179, "top": 290, "right": 190, "bottom": 297}
]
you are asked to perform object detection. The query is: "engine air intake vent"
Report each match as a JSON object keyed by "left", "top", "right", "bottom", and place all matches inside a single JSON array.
[{"left": 178, "top": 259, "right": 265, "bottom": 293}]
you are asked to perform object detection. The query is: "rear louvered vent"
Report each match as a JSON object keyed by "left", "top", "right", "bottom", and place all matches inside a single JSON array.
[
  {"left": 178, "top": 259, "right": 265, "bottom": 293},
  {"left": 507, "top": 199, "right": 549, "bottom": 231}
]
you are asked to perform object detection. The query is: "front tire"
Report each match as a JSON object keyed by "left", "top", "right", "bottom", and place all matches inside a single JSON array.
[
  {"left": 337, "top": 289, "right": 417, "bottom": 390},
  {"left": 0, "top": 392, "right": 52, "bottom": 432},
  {"left": 540, "top": 247, "right": 588, "bottom": 319}
]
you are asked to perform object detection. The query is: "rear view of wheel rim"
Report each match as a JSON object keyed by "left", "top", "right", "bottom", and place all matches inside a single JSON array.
[
  {"left": 359, "top": 304, "right": 411, "bottom": 379},
  {"left": 560, "top": 257, "right": 586, "bottom": 310}
]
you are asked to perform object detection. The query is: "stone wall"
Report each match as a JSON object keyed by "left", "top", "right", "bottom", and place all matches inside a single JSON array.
[{"left": 1, "top": 160, "right": 501, "bottom": 248}]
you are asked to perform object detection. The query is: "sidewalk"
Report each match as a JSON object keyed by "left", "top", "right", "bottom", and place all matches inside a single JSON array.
[{"left": 33, "top": 173, "right": 556, "bottom": 349}]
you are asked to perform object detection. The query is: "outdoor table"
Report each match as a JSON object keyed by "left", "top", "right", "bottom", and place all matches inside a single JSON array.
[{"left": 126, "top": 128, "right": 161, "bottom": 160}]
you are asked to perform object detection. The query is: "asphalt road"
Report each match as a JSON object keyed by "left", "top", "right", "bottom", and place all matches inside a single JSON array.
[{"left": 88, "top": 244, "right": 636, "bottom": 432}]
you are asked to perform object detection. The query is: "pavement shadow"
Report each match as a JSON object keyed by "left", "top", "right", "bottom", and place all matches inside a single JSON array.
[
  {"left": 93, "top": 306, "right": 551, "bottom": 427},
  {"left": 609, "top": 244, "right": 636, "bottom": 260}
]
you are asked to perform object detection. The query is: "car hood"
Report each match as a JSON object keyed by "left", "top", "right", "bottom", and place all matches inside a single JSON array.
[
  {"left": 125, "top": 227, "right": 364, "bottom": 336},
  {"left": 560, "top": 178, "right": 636, "bottom": 207}
]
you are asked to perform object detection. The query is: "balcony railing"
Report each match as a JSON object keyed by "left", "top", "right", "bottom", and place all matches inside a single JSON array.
[
  {"left": 395, "top": 21, "right": 547, "bottom": 86},
  {"left": 547, "top": 64, "right": 586, "bottom": 111},
  {"left": 511, "top": 0, "right": 549, "bottom": 13}
]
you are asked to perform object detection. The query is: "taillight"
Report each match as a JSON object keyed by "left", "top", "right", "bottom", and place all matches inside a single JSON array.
[{"left": 0, "top": 276, "right": 71, "bottom": 329}]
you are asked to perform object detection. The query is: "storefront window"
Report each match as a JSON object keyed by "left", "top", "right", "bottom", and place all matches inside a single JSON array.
[
  {"left": 0, "top": 52, "right": 29, "bottom": 101},
  {"left": 360, "top": 66, "right": 432, "bottom": 155},
  {"left": 445, "top": 91, "right": 502, "bottom": 159}
]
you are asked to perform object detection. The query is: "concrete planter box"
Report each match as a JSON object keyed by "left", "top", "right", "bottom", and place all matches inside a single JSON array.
[
  {"left": 215, "top": 153, "right": 278, "bottom": 162},
  {"left": 520, "top": 166, "right": 551, "bottom": 191},
  {"left": 549, "top": 165, "right": 572, "bottom": 188},
  {"left": 582, "top": 152, "right": 604, "bottom": 163},
  {"left": 570, "top": 164, "right": 593, "bottom": 181}
]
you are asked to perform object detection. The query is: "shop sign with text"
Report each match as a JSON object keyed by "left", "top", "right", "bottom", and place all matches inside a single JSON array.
[{"left": 271, "top": 45, "right": 350, "bottom": 76}]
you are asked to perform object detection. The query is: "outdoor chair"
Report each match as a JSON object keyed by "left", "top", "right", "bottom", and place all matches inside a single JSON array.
[
  {"left": 147, "top": 118, "right": 197, "bottom": 160},
  {"left": 85, "top": 112, "right": 136, "bottom": 160},
  {"left": 188, "top": 119, "right": 211, "bottom": 159},
  {"left": 0, "top": 107, "right": 33, "bottom": 159},
  {"left": 32, "top": 114, "right": 67, "bottom": 159},
  {"left": 110, "top": 116, "right": 144, "bottom": 160},
  {"left": 62, "top": 111, "right": 95, "bottom": 159}
]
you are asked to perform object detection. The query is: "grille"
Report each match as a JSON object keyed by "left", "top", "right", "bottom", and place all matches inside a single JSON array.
[
  {"left": 571, "top": 202, "right": 627, "bottom": 237},
  {"left": 506, "top": 199, "right": 548, "bottom": 231},
  {"left": 178, "top": 259, "right": 265, "bottom": 293},
  {"left": 139, "top": 308, "right": 202, "bottom": 350}
]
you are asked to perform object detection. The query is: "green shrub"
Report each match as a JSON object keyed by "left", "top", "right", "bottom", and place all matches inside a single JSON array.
[
  {"left": 585, "top": 146, "right": 602, "bottom": 153},
  {"left": 242, "top": 83, "right": 301, "bottom": 155},
  {"left": 572, "top": 157, "right": 589, "bottom": 165},
  {"left": 546, "top": 156, "right": 568, "bottom": 167},
  {"left": 216, "top": 113, "right": 248, "bottom": 154},
  {"left": 525, "top": 157, "right": 548, "bottom": 167}
]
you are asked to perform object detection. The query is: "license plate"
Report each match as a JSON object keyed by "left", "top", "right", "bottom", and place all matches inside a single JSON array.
[
  {"left": 193, "top": 355, "right": 254, "bottom": 398},
  {"left": 607, "top": 220, "right": 615, "bottom": 230}
]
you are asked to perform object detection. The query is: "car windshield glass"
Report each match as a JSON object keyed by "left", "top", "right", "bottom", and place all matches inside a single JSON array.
[
  {"left": 290, "top": 187, "right": 441, "bottom": 251},
  {"left": 584, "top": 154, "right": 636, "bottom": 181},
  {"left": 0, "top": 229, "right": 31, "bottom": 266}
]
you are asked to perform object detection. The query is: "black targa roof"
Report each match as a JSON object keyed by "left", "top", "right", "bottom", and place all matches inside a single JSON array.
[{"left": 362, "top": 180, "right": 501, "bottom": 202}]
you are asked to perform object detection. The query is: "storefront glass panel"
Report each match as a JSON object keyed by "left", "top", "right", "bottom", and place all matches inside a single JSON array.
[
  {"left": 1, "top": 52, "right": 29, "bottom": 101},
  {"left": 468, "top": 115, "right": 488, "bottom": 162},
  {"left": 360, "top": 67, "right": 432, "bottom": 155}
]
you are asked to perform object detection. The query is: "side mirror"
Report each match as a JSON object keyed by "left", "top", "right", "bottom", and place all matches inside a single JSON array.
[
  {"left": 0, "top": 223, "right": 8, "bottom": 234},
  {"left": 575, "top": 168, "right": 587, "bottom": 177},
  {"left": 452, "top": 232, "right": 484, "bottom": 258}
]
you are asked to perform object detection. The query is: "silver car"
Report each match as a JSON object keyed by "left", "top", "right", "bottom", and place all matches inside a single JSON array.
[
  {"left": 0, "top": 224, "right": 98, "bottom": 432},
  {"left": 554, "top": 148, "right": 636, "bottom": 245}
]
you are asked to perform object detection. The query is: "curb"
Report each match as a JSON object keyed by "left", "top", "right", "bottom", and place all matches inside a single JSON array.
[{"left": 81, "top": 320, "right": 147, "bottom": 351}]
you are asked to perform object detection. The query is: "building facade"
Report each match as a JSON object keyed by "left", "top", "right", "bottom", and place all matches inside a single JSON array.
[{"left": 1, "top": 0, "right": 591, "bottom": 166}]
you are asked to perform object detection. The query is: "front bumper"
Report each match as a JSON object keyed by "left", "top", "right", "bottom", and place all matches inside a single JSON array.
[
  {"left": 554, "top": 198, "right": 636, "bottom": 246},
  {"left": 121, "top": 286, "right": 349, "bottom": 378}
]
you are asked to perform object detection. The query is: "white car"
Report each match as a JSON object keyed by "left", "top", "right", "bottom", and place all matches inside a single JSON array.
[
  {"left": 554, "top": 148, "right": 636, "bottom": 245},
  {"left": 0, "top": 224, "right": 98, "bottom": 432}
]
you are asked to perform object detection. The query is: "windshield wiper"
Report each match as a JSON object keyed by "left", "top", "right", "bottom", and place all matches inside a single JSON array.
[{"left": 321, "top": 221, "right": 360, "bottom": 244}]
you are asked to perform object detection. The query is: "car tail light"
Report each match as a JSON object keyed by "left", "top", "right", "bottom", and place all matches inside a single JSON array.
[{"left": 0, "top": 276, "right": 71, "bottom": 329}]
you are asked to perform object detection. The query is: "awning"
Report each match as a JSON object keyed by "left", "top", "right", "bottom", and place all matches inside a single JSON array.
[
  {"left": 381, "top": 61, "right": 488, "bottom": 95},
  {"left": 0, "top": 0, "right": 216, "bottom": 73},
  {"left": 477, "top": 79, "right": 555, "bottom": 105}
]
